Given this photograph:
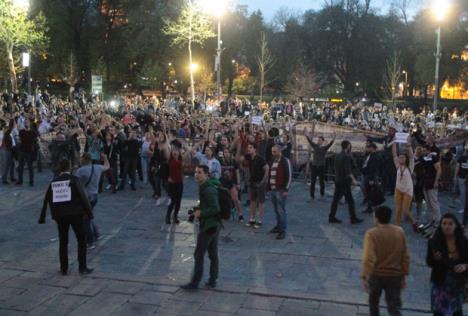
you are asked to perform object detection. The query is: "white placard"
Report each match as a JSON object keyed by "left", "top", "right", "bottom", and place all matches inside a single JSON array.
[
  {"left": 251, "top": 116, "right": 264, "bottom": 126},
  {"left": 395, "top": 132, "right": 409, "bottom": 144},
  {"left": 52, "top": 180, "right": 71, "bottom": 203}
]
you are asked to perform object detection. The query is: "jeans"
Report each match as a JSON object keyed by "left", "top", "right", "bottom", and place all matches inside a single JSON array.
[
  {"left": 270, "top": 190, "right": 287, "bottom": 232},
  {"left": 310, "top": 165, "right": 325, "bottom": 198},
  {"left": 17, "top": 151, "right": 34, "bottom": 184},
  {"left": 462, "top": 185, "right": 468, "bottom": 226},
  {"left": 423, "top": 189, "right": 441, "bottom": 223},
  {"left": 84, "top": 194, "right": 99, "bottom": 245},
  {"left": 56, "top": 215, "right": 87, "bottom": 272},
  {"left": 141, "top": 156, "right": 151, "bottom": 184},
  {"left": 191, "top": 226, "right": 220, "bottom": 286},
  {"left": 119, "top": 158, "right": 137, "bottom": 189},
  {"left": 383, "top": 159, "right": 396, "bottom": 193},
  {"left": 1, "top": 148, "right": 15, "bottom": 181},
  {"left": 329, "top": 181, "right": 357, "bottom": 220},
  {"left": 150, "top": 169, "right": 168, "bottom": 197},
  {"left": 368, "top": 275, "right": 403, "bottom": 316},
  {"left": 167, "top": 182, "right": 183, "bottom": 220}
]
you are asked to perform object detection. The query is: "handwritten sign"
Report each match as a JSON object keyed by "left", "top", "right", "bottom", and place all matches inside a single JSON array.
[
  {"left": 251, "top": 116, "right": 264, "bottom": 126},
  {"left": 52, "top": 180, "right": 71, "bottom": 203},
  {"left": 395, "top": 133, "right": 409, "bottom": 144}
]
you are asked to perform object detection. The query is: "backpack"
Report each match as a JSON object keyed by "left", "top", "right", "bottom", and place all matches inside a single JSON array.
[{"left": 217, "top": 186, "right": 233, "bottom": 220}]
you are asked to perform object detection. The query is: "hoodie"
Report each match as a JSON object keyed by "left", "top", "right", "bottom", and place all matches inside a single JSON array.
[{"left": 198, "top": 178, "right": 221, "bottom": 232}]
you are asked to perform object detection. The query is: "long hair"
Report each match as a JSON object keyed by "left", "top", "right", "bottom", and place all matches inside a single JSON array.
[{"left": 431, "top": 213, "right": 465, "bottom": 253}]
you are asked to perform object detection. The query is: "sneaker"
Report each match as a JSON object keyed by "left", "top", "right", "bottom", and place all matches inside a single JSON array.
[
  {"left": 60, "top": 269, "right": 68, "bottom": 276},
  {"left": 156, "top": 199, "right": 162, "bottom": 206},
  {"left": 105, "top": 184, "right": 112, "bottom": 190},
  {"left": 328, "top": 217, "right": 342, "bottom": 224},
  {"left": 269, "top": 227, "right": 280, "bottom": 234},
  {"left": 457, "top": 209, "right": 464, "bottom": 214},
  {"left": 167, "top": 198, "right": 171, "bottom": 206},
  {"left": 79, "top": 268, "right": 94, "bottom": 275},
  {"left": 238, "top": 215, "right": 244, "bottom": 223},
  {"left": 181, "top": 283, "right": 198, "bottom": 290},
  {"left": 245, "top": 220, "right": 255, "bottom": 227},
  {"left": 87, "top": 244, "right": 96, "bottom": 250},
  {"left": 351, "top": 218, "right": 363, "bottom": 224},
  {"left": 253, "top": 222, "right": 262, "bottom": 229},
  {"left": 173, "top": 218, "right": 180, "bottom": 225},
  {"left": 362, "top": 208, "right": 373, "bottom": 214},
  {"left": 276, "top": 232, "right": 286, "bottom": 240}
]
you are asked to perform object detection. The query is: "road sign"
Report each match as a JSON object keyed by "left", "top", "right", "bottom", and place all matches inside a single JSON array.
[{"left": 92, "top": 75, "right": 103, "bottom": 95}]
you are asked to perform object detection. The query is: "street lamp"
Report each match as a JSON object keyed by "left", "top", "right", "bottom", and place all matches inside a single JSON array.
[
  {"left": 402, "top": 70, "right": 408, "bottom": 97},
  {"left": 190, "top": 63, "right": 199, "bottom": 72},
  {"left": 432, "top": 0, "right": 449, "bottom": 111},
  {"left": 201, "top": 0, "right": 228, "bottom": 98},
  {"left": 16, "top": 0, "right": 32, "bottom": 100},
  {"left": 13, "top": 0, "right": 29, "bottom": 10}
]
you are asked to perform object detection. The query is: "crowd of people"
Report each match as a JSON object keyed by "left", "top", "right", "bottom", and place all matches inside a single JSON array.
[{"left": 1, "top": 89, "right": 468, "bottom": 316}]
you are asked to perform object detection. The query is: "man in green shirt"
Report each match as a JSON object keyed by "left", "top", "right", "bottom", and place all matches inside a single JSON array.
[{"left": 182, "top": 165, "right": 221, "bottom": 290}]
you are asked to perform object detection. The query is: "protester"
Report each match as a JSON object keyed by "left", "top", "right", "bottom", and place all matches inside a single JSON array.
[
  {"left": 454, "top": 141, "right": 468, "bottom": 215},
  {"left": 426, "top": 213, "right": 468, "bottom": 316},
  {"left": 38, "top": 159, "right": 94, "bottom": 275},
  {"left": 361, "top": 206, "right": 410, "bottom": 316},
  {"left": 361, "top": 142, "right": 381, "bottom": 213},
  {"left": 420, "top": 144, "right": 442, "bottom": 228},
  {"left": 166, "top": 144, "right": 184, "bottom": 224},
  {"left": 17, "top": 118, "right": 38, "bottom": 186},
  {"left": 181, "top": 165, "right": 221, "bottom": 290},
  {"left": 329, "top": 140, "right": 363, "bottom": 224},
  {"left": 267, "top": 144, "right": 292, "bottom": 240}
]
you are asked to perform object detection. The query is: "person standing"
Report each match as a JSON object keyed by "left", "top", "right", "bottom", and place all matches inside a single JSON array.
[
  {"left": 118, "top": 129, "right": 140, "bottom": 191},
  {"left": 361, "top": 206, "right": 410, "bottom": 316},
  {"left": 420, "top": 144, "right": 442, "bottom": 227},
  {"left": 329, "top": 140, "right": 363, "bottom": 224},
  {"left": 166, "top": 146, "right": 184, "bottom": 225},
  {"left": 38, "top": 159, "right": 94, "bottom": 275},
  {"left": 368, "top": 127, "right": 397, "bottom": 195},
  {"left": 305, "top": 128, "right": 335, "bottom": 201},
  {"left": 181, "top": 165, "right": 221, "bottom": 290},
  {"left": 17, "top": 119, "right": 38, "bottom": 186},
  {"left": 454, "top": 141, "right": 468, "bottom": 214},
  {"left": 267, "top": 144, "right": 292, "bottom": 240},
  {"left": 243, "top": 143, "right": 269, "bottom": 228},
  {"left": 76, "top": 153, "right": 110, "bottom": 249},
  {"left": 1, "top": 120, "right": 16, "bottom": 184},
  {"left": 361, "top": 142, "right": 382, "bottom": 213},
  {"left": 426, "top": 214, "right": 468, "bottom": 316}
]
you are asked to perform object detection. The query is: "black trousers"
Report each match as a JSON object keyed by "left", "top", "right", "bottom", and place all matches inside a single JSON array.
[
  {"left": 329, "top": 181, "right": 357, "bottom": 220},
  {"left": 119, "top": 158, "right": 137, "bottom": 189},
  {"left": 17, "top": 151, "right": 34, "bottom": 184},
  {"left": 368, "top": 275, "right": 403, "bottom": 316},
  {"left": 167, "top": 182, "right": 183, "bottom": 220},
  {"left": 310, "top": 165, "right": 325, "bottom": 198},
  {"left": 192, "top": 226, "right": 220, "bottom": 286},
  {"left": 56, "top": 215, "right": 87, "bottom": 272}
]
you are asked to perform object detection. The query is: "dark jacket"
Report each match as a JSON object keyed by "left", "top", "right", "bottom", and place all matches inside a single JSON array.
[
  {"left": 198, "top": 178, "right": 221, "bottom": 233},
  {"left": 426, "top": 237, "right": 468, "bottom": 285},
  {"left": 334, "top": 151, "right": 353, "bottom": 184},
  {"left": 306, "top": 136, "right": 334, "bottom": 167},
  {"left": 361, "top": 152, "right": 381, "bottom": 181},
  {"left": 39, "top": 173, "right": 93, "bottom": 222},
  {"left": 267, "top": 156, "right": 292, "bottom": 192}
]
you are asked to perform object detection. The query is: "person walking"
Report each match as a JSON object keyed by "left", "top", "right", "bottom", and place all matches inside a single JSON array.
[
  {"left": 361, "top": 142, "right": 382, "bottom": 213},
  {"left": 181, "top": 165, "right": 221, "bottom": 290},
  {"left": 118, "top": 129, "right": 140, "bottom": 191},
  {"left": 76, "top": 153, "right": 110, "bottom": 249},
  {"left": 305, "top": 128, "right": 335, "bottom": 201},
  {"left": 17, "top": 119, "right": 38, "bottom": 186},
  {"left": 426, "top": 213, "right": 468, "bottom": 316},
  {"left": 419, "top": 144, "right": 442, "bottom": 227},
  {"left": 329, "top": 140, "right": 363, "bottom": 224},
  {"left": 361, "top": 206, "right": 410, "bottom": 316},
  {"left": 267, "top": 144, "right": 292, "bottom": 240},
  {"left": 38, "top": 159, "right": 94, "bottom": 275}
]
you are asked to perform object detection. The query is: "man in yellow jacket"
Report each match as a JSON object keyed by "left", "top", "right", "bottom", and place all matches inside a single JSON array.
[{"left": 361, "top": 206, "right": 410, "bottom": 316}]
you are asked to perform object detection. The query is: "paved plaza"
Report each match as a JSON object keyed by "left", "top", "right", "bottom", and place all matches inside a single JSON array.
[{"left": 0, "top": 172, "right": 459, "bottom": 316}]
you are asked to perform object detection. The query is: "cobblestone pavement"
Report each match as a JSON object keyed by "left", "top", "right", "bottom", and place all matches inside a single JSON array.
[{"left": 0, "top": 171, "right": 461, "bottom": 315}]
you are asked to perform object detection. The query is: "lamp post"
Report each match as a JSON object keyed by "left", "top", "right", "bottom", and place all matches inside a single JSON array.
[
  {"left": 22, "top": 52, "right": 31, "bottom": 98},
  {"left": 432, "top": 0, "right": 448, "bottom": 112},
  {"left": 201, "top": 0, "right": 227, "bottom": 98},
  {"left": 402, "top": 70, "right": 408, "bottom": 97}
]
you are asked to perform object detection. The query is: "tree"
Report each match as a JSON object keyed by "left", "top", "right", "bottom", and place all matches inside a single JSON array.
[
  {"left": 164, "top": 0, "right": 215, "bottom": 106},
  {"left": 0, "top": 0, "right": 48, "bottom": 92},
  {"left": 285, "top": 65, "right": 325, "bottom": 100},
  {"left": 196, "top": 64, "right": 215, "bottom": 102},
  {"left": 383, "top": 51, "right": 402, "bottom": 105},
  {"left": 257, "top": 31, "right": 275, "bottom": 101}
]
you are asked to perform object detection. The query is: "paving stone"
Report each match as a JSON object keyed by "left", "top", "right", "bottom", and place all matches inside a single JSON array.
[
  {"left": 200, "top": 292, "right": 247, "bottom": 314},
  {"left": 157, "top": 299, "right": 202, "bottom": 315},
  {"left": 236, "top": 308, "right": 277, "bottom": 316},
  {"left": 66, "top": 279, "right": 107, "bottom": 297},
  {"left": 129, "top": 291, "right": 172, "bottom": 306},
  {"left": 112, "top": 302, "right": 158, "bottom": 315},
  {"left": 2, "top": 285, "right": 64, "bottom": 312},
  {"left": 0, "top": 287, "right": 25, "bottom": 301},
  {"left": 241, "top": 295, "right": 283, "bottom": 311},
  {"left": 0, "top": 309, "right": 26, "bottom": 315},
  {"left": 27, "top": 294, "right": 90, "bottom": 316},
  {"left": 316, "top": 302, "right": 358, "bottom": 316},
  {"left": 0, "top": 269, "right": 23, "bottom": 283},
  {"left": 104, "top": 280, "right": 144, "bottom": 295},
  {"left": 68, "top": 292, "right": 130, "bottom": 316}
]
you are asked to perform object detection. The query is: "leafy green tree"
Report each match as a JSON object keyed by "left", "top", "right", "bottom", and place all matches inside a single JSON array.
[{"left": 0, "top": 0, "right": 48, "bottom": 92}]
